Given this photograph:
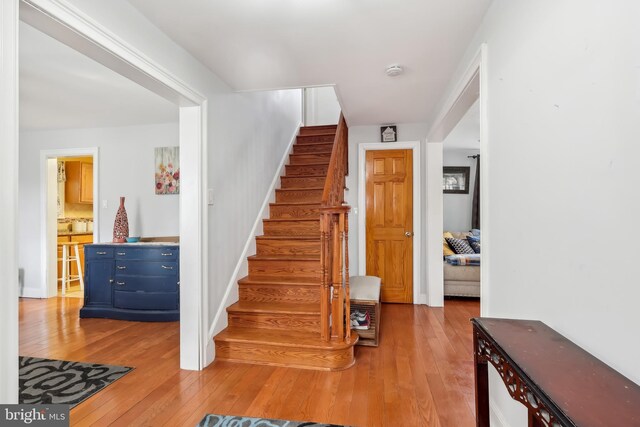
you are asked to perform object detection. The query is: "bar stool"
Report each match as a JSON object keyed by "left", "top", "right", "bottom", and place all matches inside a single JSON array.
[{"left": 57, "top": 242, "right": 85, "bottom": 296}]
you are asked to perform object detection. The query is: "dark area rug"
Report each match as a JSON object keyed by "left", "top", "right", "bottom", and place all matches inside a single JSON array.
[
  {"left": 19, "top": 356, "right": 133, "bottom": 408},
  {"left": 197, "top": 414, "right": 348, "bottom": 427}
]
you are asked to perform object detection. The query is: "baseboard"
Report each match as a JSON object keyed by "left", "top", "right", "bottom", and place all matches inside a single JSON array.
[
  {"left": 490, "top": 398, "right": 511, "bottom": 427},
  {"left": 205, "top": 123, "right": 301, "bottom": 366},
  {"left": 20, "top": 287, "right": 46, "bottom": 299}
]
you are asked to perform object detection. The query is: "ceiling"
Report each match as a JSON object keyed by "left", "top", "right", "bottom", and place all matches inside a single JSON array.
[
  {"left": 20, "top": 22, "right": 177, "bottom": 131},
  {"left": 126, "top": 0, "right": 492, "bottom": 126},
  {"left": 443, "top": 99, "right": 479, "bottom": 150}
]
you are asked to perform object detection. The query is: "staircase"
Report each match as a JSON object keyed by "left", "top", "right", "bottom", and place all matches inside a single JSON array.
[{"left": 214, "top": 122, "right": 358, "bottom": 371}]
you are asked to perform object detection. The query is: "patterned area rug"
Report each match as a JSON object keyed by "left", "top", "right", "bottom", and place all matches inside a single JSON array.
[
  {"left": 197, "top": 414, "right": 348, "bottom": 427},
  {"left": 19, "top": 356, "right": 133, "bottom": 408}
]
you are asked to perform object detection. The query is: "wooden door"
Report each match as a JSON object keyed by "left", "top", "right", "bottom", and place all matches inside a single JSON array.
[{"left": 365, "top": 149, "right": 413, "bottom": 303}]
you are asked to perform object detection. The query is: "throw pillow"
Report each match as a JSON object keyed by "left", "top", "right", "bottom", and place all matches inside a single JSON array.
[
  {"left": 443, "top": 232, "right": 455, "bottom": 257},
  {"left": 467, "top": 236, "right": 481, "bottom": 253},
  {"left": 446, "top": 237, "right": 475, "bottom": 255}
]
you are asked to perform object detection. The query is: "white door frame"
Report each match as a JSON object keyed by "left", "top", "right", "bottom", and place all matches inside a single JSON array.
[
  {"left": 358, "top": 141, "right": 423, "bottom": 304},
  {"left": 7, "top": 0, "right": 209, "bottom": 378},
  {"left": 37, "top": 148, "right": 100, "bottom": 299},
  {"left": 427, "top": 43, "right": 489, "bottom": 316},
  {"left": 0, "top": 0, "right": 20, "bottom": 404}
]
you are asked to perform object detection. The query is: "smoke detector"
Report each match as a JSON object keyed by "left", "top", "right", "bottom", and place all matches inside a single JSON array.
[{"left": 385, "top": 64, "right": 404, "bottom": 77}]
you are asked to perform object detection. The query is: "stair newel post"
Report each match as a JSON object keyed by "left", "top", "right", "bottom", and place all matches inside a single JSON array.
[
  {"left": 320, "top": 211, "right": 331, "bottom": 341},
  {"left": 344, "top": 211, "right": 350, "bottom": 340}
]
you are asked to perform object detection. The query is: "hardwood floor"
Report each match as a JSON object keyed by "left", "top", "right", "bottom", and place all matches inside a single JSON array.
[{"left": 19, "top": 297, "right": 479, "bottom": 426}]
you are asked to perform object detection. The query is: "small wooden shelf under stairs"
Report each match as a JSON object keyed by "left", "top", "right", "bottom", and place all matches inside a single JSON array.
[{"left": 214, "top": 123, "right": 358, "bottom": 371}]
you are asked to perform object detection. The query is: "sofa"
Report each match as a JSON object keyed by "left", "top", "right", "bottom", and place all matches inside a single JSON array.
[{"left": 444, "top": 231, "right": 480, "bottom": 297}]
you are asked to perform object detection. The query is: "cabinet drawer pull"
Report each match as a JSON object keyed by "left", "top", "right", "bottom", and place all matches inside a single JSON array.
[
  {"left": 161, "top": 252, "right": 173, "bottom": 256},
  {"left": 116, "top": 281, "right": 125, "bottom": 286},
  {"left": 116, "top": 266, "right": 127, "bottom": 270},
  {"left": 161, "top": 265, "right": 174, "bottom": 270},
  {"left": 96, "top": 251, "right": 107, "bottom": 255},
  {"left": 117, "top": 252, "right": 126, "bottom": 256}
]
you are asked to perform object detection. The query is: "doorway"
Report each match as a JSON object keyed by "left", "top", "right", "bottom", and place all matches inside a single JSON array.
[
  {"left": 40, "top": 148, "right": 100, "bottom": 298},
  {"left": 365, "top": 149, "right": 414, "bottom": 303},
  {"left": 358, "top": 141, "right": 422, "bottom": 304}
]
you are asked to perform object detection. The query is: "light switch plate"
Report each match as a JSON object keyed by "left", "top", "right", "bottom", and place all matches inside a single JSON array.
[
  {"left": 207, "top": 189, "right": 214, "bottom": 205},
  {"left": 102, "top": 200, "right": 108, "bottom": 209}
]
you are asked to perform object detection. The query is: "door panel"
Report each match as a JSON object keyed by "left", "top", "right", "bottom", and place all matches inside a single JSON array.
[{"left": 365, "top": 149, "right": 413, "bottom": 303}]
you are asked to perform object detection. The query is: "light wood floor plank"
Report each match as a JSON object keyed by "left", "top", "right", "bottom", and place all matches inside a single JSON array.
[{"left": 19, "top": 297, "right": 479, "bottom": 426}]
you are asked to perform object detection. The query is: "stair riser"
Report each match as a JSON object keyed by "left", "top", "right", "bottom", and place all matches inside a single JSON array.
[
  {"left": 263, "top": 220, "right": 319, "bottom": 236},
  {"left": 239, "top": 284, "right": 320, "bottom": 303},
  {"left": 215, "top": 341, "right": 355, "bottom": 371},
  {"left": 289, "top": 153, "right": 332, "bottom": 164},
  {"left": 285, "top": 164, "right": 328, "bottom": 177},
  {"left": 293, "top": 144, "right": 334, "bottom": 154},
  {"left": 269, "top": 204, "right": 321, "bottom": 219},
  {"left": 228, "top": 312, "right": 320, "bottom": 333},
  {"left": 256, "top": 239, "right": 320, "bottom": 256},
  {"left": 280, "top": 176, "right": 326, "bottom": 189},
  {"left": 275, "top": 189, "right": 323, "bottom": 203},
  {"left": 299, "top": 125, "right": 338, "bottom": 136},
  {"left": 297, "top": 134, "right": 335, "bottom": 144},
  {"left": 248, "top": 259, "right": 321, "bottom": 280}
]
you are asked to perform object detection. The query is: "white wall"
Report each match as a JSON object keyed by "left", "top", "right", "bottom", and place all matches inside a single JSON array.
[
  {"left": 434, "top": 1, "right": 640, "bottom": 425},
  {"left": 304, "top": 86, "right": 341, "bottom": 126},
  {"left": 18, "top": 123, "right": 180, "bottom": 296},
  {"left": 205, "top": 88, "right": 302, "bottom": 340},
  {"left": 345, "top": 123, "right": 431, "bottom": 300},
  {"left": 443, "top": 149, "right": 479, "bottom": 231}
]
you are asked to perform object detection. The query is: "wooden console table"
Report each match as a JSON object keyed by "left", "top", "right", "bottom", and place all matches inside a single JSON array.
[{"left": 471, "top": 318, "right": 640, "bottom": 427}]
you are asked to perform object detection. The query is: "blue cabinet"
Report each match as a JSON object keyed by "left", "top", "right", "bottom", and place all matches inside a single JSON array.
[{"left": 80, "top": 243, "right": 179, "bottom": 321}]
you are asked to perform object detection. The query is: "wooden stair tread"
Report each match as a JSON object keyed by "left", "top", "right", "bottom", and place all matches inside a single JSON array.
[
  {"left": 264, "top": 218, "right": 319, "bottom": 222},
  {"left": 298, "top": 132, "right": 336, "bottom": 137},
  {"left": 286, "top": 162, "right": 329, "bottom": 166},
  {"left": 269, "top": 201, "right": 321, "bottom": 206},
  {"left": 227, "top": 301, "right": 319, "bottom": 315},
  {"left": 238, "top": 275, "right": 320, "bottom": 286},
  {"left": 277, "top": 187, "right": 324, "bottom": 191},
  {"left": 247, "top": 254, "right": 319, "bottom": 261},
  {"left": 255, "top": 235, "right": 320, "bottom": 241},
  {"left": 216, "top": 327, "right": 357, "bottom": 350}
]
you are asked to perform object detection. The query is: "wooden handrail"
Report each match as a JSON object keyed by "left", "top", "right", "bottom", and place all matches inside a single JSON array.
[
  {"left": 321, "top": 113, "right": 348, "bottom": 206},
  {"left": 319, "top": 114, "right": 351, "bottom": 342}
]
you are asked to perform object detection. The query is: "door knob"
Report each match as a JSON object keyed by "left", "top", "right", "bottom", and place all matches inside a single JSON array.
[{"left": 405, "top": 231, "right": 414, "bottom": 237}]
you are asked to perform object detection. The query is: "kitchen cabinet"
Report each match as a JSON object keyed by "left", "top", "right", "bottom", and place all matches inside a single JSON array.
[
  {"left": 80, "top": 243, "right": 179, "bottom": 321},
  {"left": 65, "top": 161, "right": 93, "bottom": 204}
]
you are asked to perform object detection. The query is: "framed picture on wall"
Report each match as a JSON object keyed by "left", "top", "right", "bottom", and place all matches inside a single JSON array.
[{"left": 443, "top": 166, "right": 470, "bottom": 194}]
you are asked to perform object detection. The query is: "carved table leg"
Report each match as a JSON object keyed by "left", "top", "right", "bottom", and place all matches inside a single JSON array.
[
  {"left": 474, "top": 327, "right": 490, "bottom": 427},
  {"left": 528, "top": 410, "right": 544, "bottom": 427}
]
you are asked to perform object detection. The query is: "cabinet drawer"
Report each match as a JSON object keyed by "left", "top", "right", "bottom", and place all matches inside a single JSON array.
[
  {"left": 115, "top": 261, "right": 177, "bottom": 276},
  {"left": 114, "top": 247, "right": 178, "bottom": 260},
  {"left": 113, "top": 290, "right": 178, "bottom": 310},
  {"left": 113, "top": 276, "right": 178, "bottom": 292},
  {"left": 85, "top": 247, "right": 114, "bottom": 258}
]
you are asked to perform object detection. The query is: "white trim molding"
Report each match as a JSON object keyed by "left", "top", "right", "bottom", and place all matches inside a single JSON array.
[
  {"left": 0, "top": 0, "right": 20, "bottom": 404},
  {"left": 357, "top": 141, "right": 423, "bottom": 304},
  {"left": 426, "top": 43, "right": 489, "bottom": 315},
  {"left": 16, "top": 0, "right": 209, "bottom": 371}
]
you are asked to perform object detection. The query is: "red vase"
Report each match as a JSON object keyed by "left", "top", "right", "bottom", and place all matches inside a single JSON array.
[{"left": 112, "top": 197, "right": 129, "bottom": 243}]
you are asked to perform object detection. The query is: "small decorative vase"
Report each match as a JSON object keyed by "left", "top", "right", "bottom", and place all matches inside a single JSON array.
[{"left": 112, "top": 197, "right": 129, "bottom": 243}]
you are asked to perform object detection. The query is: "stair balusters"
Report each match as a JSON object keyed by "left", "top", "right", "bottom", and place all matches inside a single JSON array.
[{"left": 319, "top": 114, "right": 351, "bottom": 342}]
